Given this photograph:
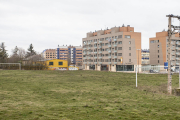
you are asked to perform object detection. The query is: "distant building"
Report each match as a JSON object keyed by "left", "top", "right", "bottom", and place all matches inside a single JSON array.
[
  {"left": 42, "top": 45, "right": 82, "bottom": 66},
  {"left": 141, "top": 49, "right": 149, "bottom": 65},
  {"left": 149, "top": 31, "right": 180, "bottom": 66},
  {"left": 82, "top": 25, "right": 141, "bottom": 72},
  {"left": 42, "top": 49, "right": 56, "bottom": 60}
]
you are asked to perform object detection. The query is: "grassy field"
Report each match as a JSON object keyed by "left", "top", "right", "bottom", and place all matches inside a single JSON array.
[{"left": 0, "top": 70, "right": 180, "bottom": 120}]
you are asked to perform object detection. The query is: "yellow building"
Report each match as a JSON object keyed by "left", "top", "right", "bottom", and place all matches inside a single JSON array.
[{"left": 46, "top": 59, "right": 68, "bottom": 70}]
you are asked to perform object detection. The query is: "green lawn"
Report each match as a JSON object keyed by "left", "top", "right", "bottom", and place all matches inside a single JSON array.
[{"left": 0, "top": 70, "right": 180, "bottom": 120}]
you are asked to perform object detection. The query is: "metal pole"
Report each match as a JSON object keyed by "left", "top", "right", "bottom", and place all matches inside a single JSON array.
[
  {"left": 179, "top": 65, "right": 180, "bottom": 88},
  {"left": 168, "top": 16, "right": 172, "bottom": 94},
  {"left": 19, "top": 63, "right": 21, "bottom": 70},
  {"left": 136, "top": 66, "right": 137, "bottom": 87}
]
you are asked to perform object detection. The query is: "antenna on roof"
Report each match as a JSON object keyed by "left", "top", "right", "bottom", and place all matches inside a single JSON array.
[
  {"left": 122, "top": 24, "right": 125, "bottom": 27},
  {"left": 107, "top": 27, "right": 108, "bottom": 30},
  {"left": 58, "top": 45, "right": 59, "bottom": 47}
]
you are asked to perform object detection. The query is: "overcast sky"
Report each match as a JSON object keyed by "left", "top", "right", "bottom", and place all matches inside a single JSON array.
[{"left": 0, "top": 0, "right": 180, "bottom": 55}]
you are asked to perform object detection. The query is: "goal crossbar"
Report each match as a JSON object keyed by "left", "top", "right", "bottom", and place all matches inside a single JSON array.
[{"left": 0, "top": 63, "right": 21, "bottom": 70}]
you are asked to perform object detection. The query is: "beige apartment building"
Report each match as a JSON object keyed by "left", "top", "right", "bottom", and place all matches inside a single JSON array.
[
  {"left": 42, "top": 49, "right": 56, "bottom": 59},
  {"left": 82, "top": 25, "right": 141, "bottom": 72},
  {"left": 149, "top": 31, "right": 180, "bottom": 68}
]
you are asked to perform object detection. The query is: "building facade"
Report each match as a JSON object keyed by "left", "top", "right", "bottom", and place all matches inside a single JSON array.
[
  {"left": 149, "top": 31, "right": 180, "bottom": 67},
  {"left": 56, "top": 45, "right": 83, "bottom": 66},
  {"left": 141, "top": 49, "right": 150, "bottom": 65},
  {"left": 42, "top": 49, "right": 56, "bottom": 59},
  {"left": 82, "top": 25, "right": 141, "bottom": 72},
  {"left": 42, "top": 46, "right": 82, "bottom": 66}
]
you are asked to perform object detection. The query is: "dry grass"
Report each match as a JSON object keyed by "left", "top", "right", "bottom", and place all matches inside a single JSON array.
[{"left": 0, "top": 70, "right": 180, "bottom": 120}]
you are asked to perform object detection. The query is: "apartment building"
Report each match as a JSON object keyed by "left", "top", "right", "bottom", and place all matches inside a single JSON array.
[
  {"left": 141, "top": 49, "right": 150, "bottom": 65},
  {"left": 149, "top": 31, "right": 180, "bottom": 67},
  {"left": 56, "top": 45, "right": 83, "bottom": 66},
  {"left": 82, "top": 25, "right": 141, "bottom": 72},
  {"left": 42, "top": 46, "right": 82, "bottom": 66},
  {"left": 42, "top": 49, "right": 56, "bottom": 59}
]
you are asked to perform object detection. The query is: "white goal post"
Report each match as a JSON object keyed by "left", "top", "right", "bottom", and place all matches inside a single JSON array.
[{"left": 0, "top": 63, "right": 21, "bottom": 70}]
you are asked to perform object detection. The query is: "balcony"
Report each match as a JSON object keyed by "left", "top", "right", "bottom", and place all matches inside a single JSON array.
[
  {"left": 114, "top": 44, "right": 117, "bottom": 47},
  {"left": 108, "top": 50, "right": 111, "bottom": 53},
  {"left": 99, "top": 41, "right": 102, "bottom": 43},
  {"left": 99, "top": 51, "right": 102, "bottom": 53},
  {"left": 94, "top": 62, "right": 97, "bottom": 64},
  {"left": 94, "top": 51, "right": 97, "bottom": 54},
  {"left": 88, "top": 42, "right": 91, "bottom": 45},
  {"left": 99, "top": 56, "right": 102, "bottom": 59},
  {"left": 171, "top": 52, "right": 175, "bottom": 54},
  {"left": 176, "top": 41, "right": 180, "bottom": 44},
  {"left": 83, "top": 62, "right": 87, "bottom": 64},
  {"left": 114, "top": 62, "right": 117, "bottom": 64},
  {"left": 94, "top": 41, "right": 97, "bottom": 43},
  {"left": 171, "top": 47, "right": 175, "bottom": 49},
  {"left": 176, "top": 47, "right": 179, "bottom": 49},
  {"left": 88, "top": 57, "right": 91, "bottom": 59},
  {"left": 83, "top": 57, "right": 87, "bottom": 59},
  {"left": 94, "top": 46, "right": 97, "bottom": 48},
  {"left": 176, "top": 58, "right": 180, "bottom": 60},
  {"left": 114, "top": 50, "right": 117, "bottom": 52},
  {"left": 99, "top": 46, "right": 102, "bottom": 48},
  {"left": 108, "top": 56, "right": 111, "bottom": 58},
  {"left": 114, "top": 56, "right": 117, "bottom": 58},
  {"left": 108, "top": 45, "right": 111, "bottom": 47},
  {"left": 176, "top": 63, "right": 179, "bottom": 65},
  {"left": 94, "top": 56, "right": 97, "bottom": 59},
  {"left": 114, "top": 39, "right": 117, "bottom": 41},
  {"left": 83, "top": 48, "right": 87, "bottom": 50},
  {"left": 88, "top": 47, "right": 91, "bottom": 49},
  {"left": 108, "top": 62, "right": 111, "bottom": 64}
]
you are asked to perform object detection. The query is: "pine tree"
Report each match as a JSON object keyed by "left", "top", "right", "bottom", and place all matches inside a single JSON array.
[
  {"left": 25, "top": 44, "right": 36, "bottom": 58},
  {"left": 0, "top": 42, "right": 8, "bottom": 63},
  {"left": 12, "top": 46, "right": 19, "bottom": 55}
]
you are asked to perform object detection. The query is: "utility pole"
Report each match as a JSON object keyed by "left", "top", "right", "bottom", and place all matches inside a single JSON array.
[
  {"left": 137, "top": 49, "right": 140, "bottom": 73},
  {"left": 166, "top": 14, "right": 180, "bottom": 95}
]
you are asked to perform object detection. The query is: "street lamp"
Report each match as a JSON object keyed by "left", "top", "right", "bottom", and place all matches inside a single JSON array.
[{"left": 137, "top": 49, "right": 141, "bottom": 73}]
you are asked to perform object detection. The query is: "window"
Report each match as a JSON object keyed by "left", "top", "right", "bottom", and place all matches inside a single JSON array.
[
  {"left": 158, "top": 55, "right": 159, "bottom": 58},
  {"left": 129, "top": 41, "right": 131, "bottom": 44},
  {"left": 129, "top": 59, "right": 131, "bottom": 62},
  {"left": 158, "top": 50, "right": 159, "bottom": 53},
  {"left": 118, "top": 35, "right": 122, "bottom": 38},
  {"left": 118, "top": 41, "right": 122, "bottom": 44},
  {"left": 125, "top": 35, "right": 131, "bottom": 38},
  {"left": 118, "top": 53, "right": 122, "bottom": 56},
  {"left": 59, "top": 62, "right": 63, "bottom": 65},
  {"left": 158, "top": 45, "right": 159, "bottom": 48},
  {"left": 49, "top": 62, "right": 53, "bottom": 65},
  {"left": 118, "top": 47, "right": 122, "bottom": 50},
  {"left": 115, "top": 36, "right": 117, "bottom": 39},
  {"left": 129, "top": 53, "right": 131, "bottom": 56},
  {"left": 129, "top": 47, "right": 131, "bottom": 50},
  {"left": 158, "top": 60, "right": 159, "bottom": 63}
]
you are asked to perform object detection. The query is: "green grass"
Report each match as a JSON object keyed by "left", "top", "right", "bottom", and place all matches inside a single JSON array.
[{"left": 0, "top": 70, "right": 180, "bottom": 120}]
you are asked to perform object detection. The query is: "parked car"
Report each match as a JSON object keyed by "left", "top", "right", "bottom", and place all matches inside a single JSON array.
[{"left": 149, "top": 69, "right": 158, "bottom": 73}]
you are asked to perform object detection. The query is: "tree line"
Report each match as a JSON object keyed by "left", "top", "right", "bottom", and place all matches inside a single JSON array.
[{"left": 0, "top": 43, "right": 37, "bottom": 63}]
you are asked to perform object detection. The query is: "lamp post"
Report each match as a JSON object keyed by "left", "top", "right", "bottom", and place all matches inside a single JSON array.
[{"left": 137, "top": 49, "right": 141, "bottom": 73}]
